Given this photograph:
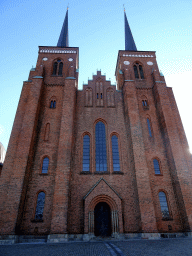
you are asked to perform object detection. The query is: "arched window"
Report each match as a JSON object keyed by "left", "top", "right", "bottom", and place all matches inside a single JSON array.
[
  {"left": 52, "top": 62, "right": 58, "bottom": 75},
  {"left": 159, "top": 191, "right": 170, "bottom": 218},
  {"left": 133, "top": 63, "right": 144, "bottom": 79},
  {"left": 42, "top": 157, "right": 49, "bottom": 174},
  {"left": 95, "top": 121, "right": 107, "bottom": 172},
  {"left": 147, "top": 118, "right": 152, "bottom": 137},
  {"left": 58, "top": 62, "right": 63, "bottom": 75},
  {"left": 111, "top": 135, "right": 120, "bottom": 172},
  {"left": 52, "top": 59, "right": 63, "bottom": 76},
  {"left": 50, "top": 100, "right": 56, "bottom": 108},
  {"left": 142, "top": 100, "right": 148, "bottom": 107},
  {"left": 153, "top": 159, "right": 161, "bottom": 174},
  {"left": 83, "top": 135, "right": 90, "bottom": 172},
  {"left": 35, "top": 192, "right": 45, "bottom": 220}
]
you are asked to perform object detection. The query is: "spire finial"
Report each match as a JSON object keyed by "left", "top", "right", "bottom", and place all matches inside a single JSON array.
[
  {"left": 57, "top": 7, "right": 69, "bottom": 47},
  {"left": 124, "top": 9, "right": 137, "bottom": 51}
]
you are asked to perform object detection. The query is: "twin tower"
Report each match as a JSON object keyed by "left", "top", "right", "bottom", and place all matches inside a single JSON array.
[{"left": 0, "top": 9, "right": 192, "bottom": 242}]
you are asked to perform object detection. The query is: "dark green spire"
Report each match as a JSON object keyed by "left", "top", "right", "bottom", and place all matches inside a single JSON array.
[
  {"left": 57, "top": 8, "right": 69, "bottom": 47},
  {"left": 124, "top": 10, "right": 137, "bottom": 51}
]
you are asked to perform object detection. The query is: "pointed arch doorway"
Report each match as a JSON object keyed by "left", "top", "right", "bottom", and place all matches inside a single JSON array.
[{"left": 94, "top": 202, "right": 112, "bottom": 237}]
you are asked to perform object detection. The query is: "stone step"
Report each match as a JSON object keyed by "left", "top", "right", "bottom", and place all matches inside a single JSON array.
[{"left": 18, "top": 235, "right": 47, "bottom": 243}]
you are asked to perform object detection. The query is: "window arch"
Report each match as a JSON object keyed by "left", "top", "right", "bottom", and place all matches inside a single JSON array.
[
  {"left": 153, "top": 159, "right": 161, "bottom": 174},
  {"left": 111, "top": 135, "right": 120, "bottom": 172},
  {"left": 133, "top": 62, "right": 144, "bottom": 79},
  {"left": 95, "top": 121, "right": 107, "bottom": 172},
  {"left": 35, "top": 192, "right": 45, "bottom": 220},
  {"left": 147, "top": 118, "right": 152, "bottom": 137},
  {"left": 41, "top": 157, "right": 49, "bottom": 174},
  {"left": 52, "top": 59, "right": 63, "bottom": 76},
  {"left": 83, "top": 135, "right": 90, "bottom": 172},
  {"left": 142, "top": 100, "right": 148, "bottom": 107},
  {"left": 50, "top": 100, "right": 56, "bottom": 108},
  {"left": 158, "top": 191, "right": 170, "bottom": 218}
]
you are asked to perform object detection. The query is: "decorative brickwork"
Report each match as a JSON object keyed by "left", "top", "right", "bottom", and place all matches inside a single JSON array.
[{"left": 0, "top": 31, "right": 192, "bottom": 239}]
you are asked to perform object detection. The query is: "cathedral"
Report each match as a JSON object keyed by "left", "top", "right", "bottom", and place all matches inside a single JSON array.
[{"left": 0, "top": 9, "right": 192, "bottom": 243}]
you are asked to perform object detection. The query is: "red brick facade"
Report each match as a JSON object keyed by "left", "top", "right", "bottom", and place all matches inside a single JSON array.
[{"left": 0, "top": 46, "right": 192, "bottom": 237}]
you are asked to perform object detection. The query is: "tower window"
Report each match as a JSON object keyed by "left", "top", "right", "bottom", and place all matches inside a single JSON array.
[
  {"left": 142, "top": 100, "right": 148, "bottom": 107},
  {"left": 153, "top": 159, "right": 161, "bottom": 174},
  {"left": 35, "top": 192, "right": 45, "bottom": 220},
  {"left": 95, "top": 121, "right": 107, "bottom": 172},
  {"left": 58, "top": 62, "right": 63, "bottom": 75},
  {"left": 83, "top": 135, "right": 90, "bottom": 172},
  {"left": 41, "top": 157, "right": 49, "bottom": 174},
  {"left": 101, "top": 93, "right": 102, "bottom": 99},
  {"left": 112, "top": 135, "right": 120, "bottom": 172},
  {"left": 52, "top": 59, "right": 63, "bottom": 76},
  {"left": 133, "top": 63, "right": 144, "bottom": 79},
  {"left": 159, "top": 191, "right": 170, "bottom": 219},
  {"left": 147, "top": 118, "right": 152, "bottom": 137},
  {"left": 50, "top": 100, "right": 56, "bottom": 108}
]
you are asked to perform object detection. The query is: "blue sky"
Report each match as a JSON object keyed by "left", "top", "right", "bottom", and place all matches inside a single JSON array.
[{"left": 0, "top": 0, "right": 192, "bottom": 152}]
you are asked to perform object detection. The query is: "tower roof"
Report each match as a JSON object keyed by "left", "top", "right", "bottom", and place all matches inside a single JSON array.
[
  {"left": 57, "top": 8, "right": 69, "bottom": 47},
  {"left": 124, "top": 10, "right": 137, "bottom": 51}
]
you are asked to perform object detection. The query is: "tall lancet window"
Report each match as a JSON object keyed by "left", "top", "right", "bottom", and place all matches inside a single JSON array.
[
  {"left": 159, "top": 192, "right": 170, "bottom": 218},
  {"left": 83, "top": 135, "right": 90, "bottom": 172},
  {"left": 133, "top": 63, "right": 144, "bottom": 79},
  {"left": 95, "top": 122, "right": 107, "bottom": 172},
  {"left": 52, "top": 59, "right": 63, "bottom": 76},
  {"left": 41, "top": 157, "right": 49, "bottom": 174},
  {"left": 35, "top": 192, "right": 45, "bottom": 220},
  {"left": 147, "top": 118, "right": 152, "bottom": 137},
  {"left": 112, "top": 135, "right": 120, "bottom": 172}
]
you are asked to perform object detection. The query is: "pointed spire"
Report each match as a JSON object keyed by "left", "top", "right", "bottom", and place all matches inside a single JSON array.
[
  {"left": 124, "top": 9, "right": 137, "bottom": 51},
  {"left": 57, "top": 8, "right": 69, "bottom": 47}
]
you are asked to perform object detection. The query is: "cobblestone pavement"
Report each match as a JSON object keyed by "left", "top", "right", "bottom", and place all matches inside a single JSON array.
[{"left": 0, "top": 238, "right": 192, "bottom": 256}]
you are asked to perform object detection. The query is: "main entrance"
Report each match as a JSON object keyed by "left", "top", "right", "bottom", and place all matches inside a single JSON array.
[{"left": 94, "top": 202, "right": 112, "bottom": 237}]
